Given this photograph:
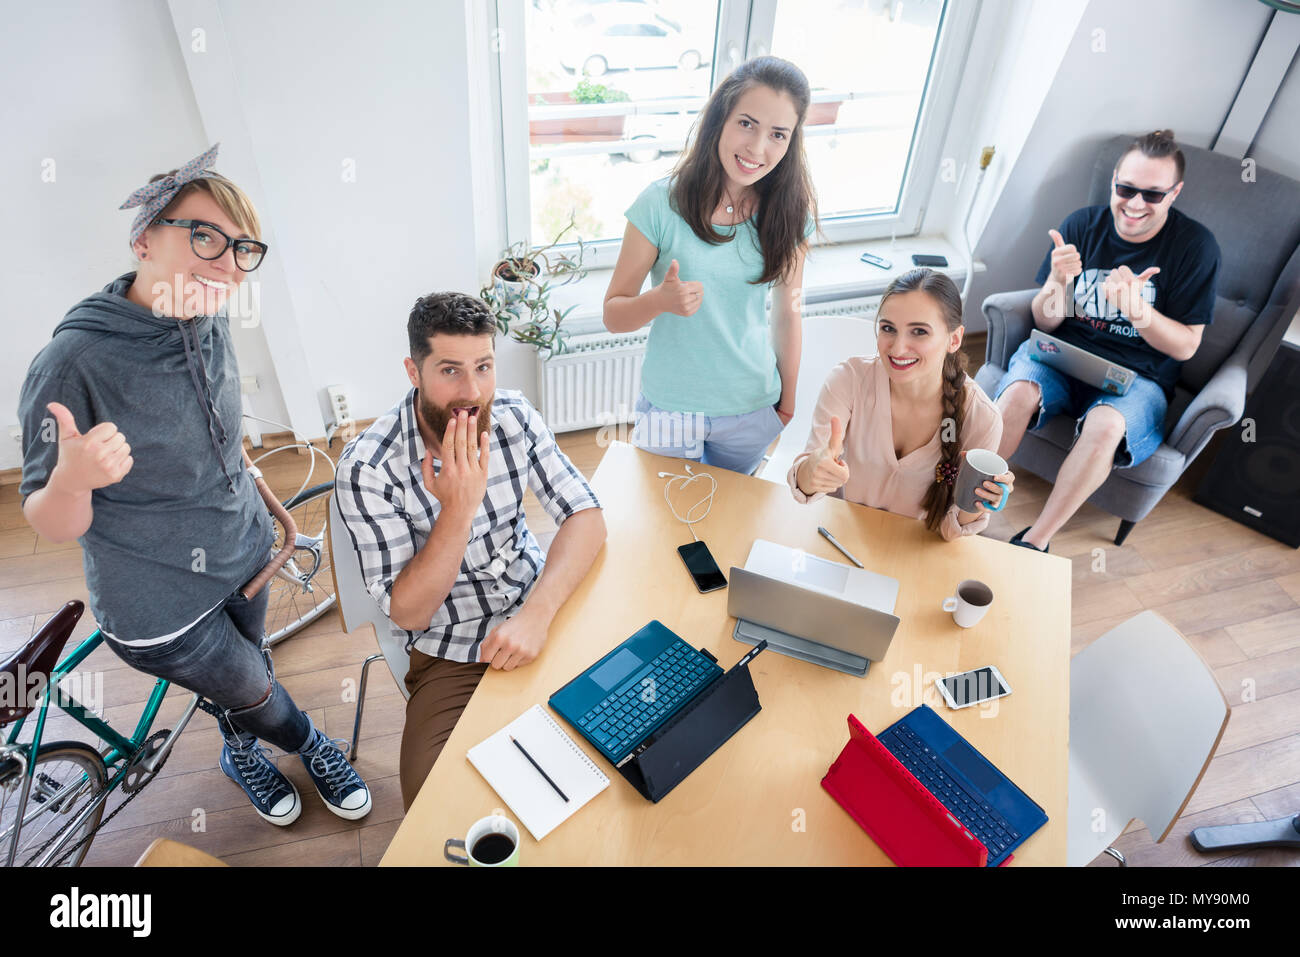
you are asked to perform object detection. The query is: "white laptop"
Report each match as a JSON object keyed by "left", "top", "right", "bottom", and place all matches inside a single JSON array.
[{"left": 743, "top": 539, "right": 899, "bottom": 613}]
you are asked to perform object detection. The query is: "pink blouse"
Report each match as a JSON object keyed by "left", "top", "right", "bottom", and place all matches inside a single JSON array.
[{"left": 786, "top": 356, "right": 1004, "bottom": 541}]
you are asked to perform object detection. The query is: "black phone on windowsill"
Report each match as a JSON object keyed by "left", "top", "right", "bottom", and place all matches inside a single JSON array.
[{"left": 911, "top": 253, "right": 949, "bottom": 267}]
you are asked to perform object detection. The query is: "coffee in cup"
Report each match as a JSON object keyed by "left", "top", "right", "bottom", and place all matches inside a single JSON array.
[
  {"left": 942, "top": 579, "right": 994, "bottom": 628},
  {"left": 445, "top": 814, "right": 520, "bottom": 867}
]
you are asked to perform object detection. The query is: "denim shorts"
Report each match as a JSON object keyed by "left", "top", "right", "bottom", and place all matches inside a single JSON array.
[
  {"left": 995, "top": 339, "right": 1168, "bottom": 468},
  {"left": 631, "top": 393, "right": 786, "bottom": 475}
]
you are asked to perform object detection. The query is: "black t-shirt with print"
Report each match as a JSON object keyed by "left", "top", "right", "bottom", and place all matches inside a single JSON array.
[{"left": 1034, "top": 204, "right": 1220, "bottom": 395}]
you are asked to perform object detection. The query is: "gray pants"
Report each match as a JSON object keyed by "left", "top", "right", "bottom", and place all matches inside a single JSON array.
[{"left": 105, "top": 586, "right": 313, "bottom": 753}]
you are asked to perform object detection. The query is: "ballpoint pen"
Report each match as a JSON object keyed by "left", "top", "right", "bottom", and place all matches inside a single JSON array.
[{"left": 817, "top": 526, "right": 864, "bottom": 568}]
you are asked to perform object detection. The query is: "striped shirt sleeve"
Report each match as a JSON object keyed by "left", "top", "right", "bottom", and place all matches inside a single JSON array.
[
  {"left": 335, "top": 458, "right": 417, "bottom": 619},
  {"left": 520, "top": 402, "right": 601, "bottom": 526}
]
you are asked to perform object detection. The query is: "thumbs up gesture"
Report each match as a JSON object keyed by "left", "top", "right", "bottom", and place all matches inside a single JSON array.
[
  {"left": 45, "top": 402, "right": 133, "bottom": 496},
  {"left": 797, "top": 415, "right": 852, "bottom": 496},
  {"left": 656, "top": 259, "right": 704, "bottom": 317},
  {"left": 1047, "top": 228, "right": 1083, "bottom": 284},
  {"left": 1102, "top": 264, "right": 1160, "bottom": 325}
]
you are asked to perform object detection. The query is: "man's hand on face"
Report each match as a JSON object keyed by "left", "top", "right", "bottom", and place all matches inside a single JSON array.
[
  {"left": 1102, "top": 264, "right": 1159, "bottom": 326},
  {"left": 478, "top": 604, "right": 551, "bottom": 671},
  {"left": 421, "top": 410, "right": 491, "bottom": 523}
]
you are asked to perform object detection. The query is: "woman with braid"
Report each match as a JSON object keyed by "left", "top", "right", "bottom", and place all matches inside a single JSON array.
[{"left": 788, "top": 269, "right": 1013, "bottom": 540}]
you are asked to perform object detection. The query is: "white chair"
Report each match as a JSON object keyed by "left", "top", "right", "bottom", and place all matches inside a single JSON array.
[
  {"left": 1068, "top": 610, "right": 1230, "bottom": 866},
  {"left": 328, "top": 493, "right": 411, "bottom": 760},
  {"left": 757, "top": 313, "right": 878, "bottom": 483}
]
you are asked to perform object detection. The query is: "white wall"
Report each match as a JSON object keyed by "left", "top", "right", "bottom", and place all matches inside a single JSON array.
[
  {"left": 213, "top": 0, "right": 486, "bottom": 429},
  {"left": 1, "top": 0, "right": 222, "bottom": 469},
  {"left": 949, "top": 0, "right": 1276, "bottom": 329},
  {"left": 1, "top": 0, "right": 534, "bottom": 472},
  {"left": 1250, "top": 34, "right": 1300, "bottom": 181}
]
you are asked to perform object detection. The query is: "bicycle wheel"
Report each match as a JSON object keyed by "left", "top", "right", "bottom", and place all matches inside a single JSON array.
[
  {"left": 0, "top": 741, "right": 108, "bottom": 867},
  {"left": 264, "top": 481, "right": 338, "bottom": 645}
]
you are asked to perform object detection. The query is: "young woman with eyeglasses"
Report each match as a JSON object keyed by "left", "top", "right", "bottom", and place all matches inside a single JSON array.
[
  {"left": 603, "top": 56, "right": 818, "bottom": 476},
  {"left": 18, "top": 145, "right": 372, "bottom": 827}
]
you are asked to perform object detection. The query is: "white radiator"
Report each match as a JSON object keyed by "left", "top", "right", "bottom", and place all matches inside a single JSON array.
[
  {"left": 537, "top": 330, "right": 649, "bottom": 433},
  {"left": 535, "top": 294, "right": 881, "bottom": 434}
]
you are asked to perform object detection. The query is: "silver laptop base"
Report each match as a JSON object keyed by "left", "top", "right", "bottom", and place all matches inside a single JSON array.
[{"left": 733, "top": 618, "right": 870, "bottom": 677}]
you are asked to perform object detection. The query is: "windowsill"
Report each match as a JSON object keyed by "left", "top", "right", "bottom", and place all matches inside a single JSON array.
[{"left": 548, "top": 234, "right": 985, "bottom": 337}]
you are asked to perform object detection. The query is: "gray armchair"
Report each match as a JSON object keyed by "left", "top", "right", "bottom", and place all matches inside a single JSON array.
[{"left": 975, "top": 135, "right": 1300, "bottom": 546}]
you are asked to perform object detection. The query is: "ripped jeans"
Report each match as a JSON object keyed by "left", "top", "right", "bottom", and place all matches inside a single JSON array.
[{"left": 104, "top": 586, "right": 314, "bottom": 753}]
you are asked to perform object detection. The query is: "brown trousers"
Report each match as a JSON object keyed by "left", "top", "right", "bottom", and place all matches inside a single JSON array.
[{"left": 400, "top": 649, "right": 488, "bottom": 811}]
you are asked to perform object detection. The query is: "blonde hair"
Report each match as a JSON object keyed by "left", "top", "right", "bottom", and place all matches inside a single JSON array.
[{"left": 148, "top": 170, "right": 262, "bottom": 240}]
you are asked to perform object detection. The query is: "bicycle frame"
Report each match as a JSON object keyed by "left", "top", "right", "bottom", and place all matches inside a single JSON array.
[{"left": 2, "top": 628, "right": 182, "bottom": 866}]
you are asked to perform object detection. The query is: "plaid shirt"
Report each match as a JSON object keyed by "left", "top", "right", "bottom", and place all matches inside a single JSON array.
[{"left": 335, "top": 388, "right": 601, "bottom": 662}]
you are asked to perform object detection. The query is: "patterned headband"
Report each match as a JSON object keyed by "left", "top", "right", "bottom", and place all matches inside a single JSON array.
[{"left": 119, "top": 143, "right": 221, "bottom": 247}]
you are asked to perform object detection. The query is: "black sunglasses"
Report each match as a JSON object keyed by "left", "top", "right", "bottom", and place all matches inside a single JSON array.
[
  {"left": 154, "top": 218, "right": 269, "bottom": 272},
  {"left": 1112, "top": 179, "right": 1177, "bottom": 204}
]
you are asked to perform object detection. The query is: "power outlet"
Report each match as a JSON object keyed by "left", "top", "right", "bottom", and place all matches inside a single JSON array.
[
  {"left": 326, "top": 385, "right": 353, "bottom": 428},
  {"left": 7, "top": 425, "right": 21, "bottom": 444}
]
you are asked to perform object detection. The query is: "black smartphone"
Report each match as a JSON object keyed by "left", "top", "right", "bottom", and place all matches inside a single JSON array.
[
  {"left": 677, "top": 541, "right": 727, "bottom": 593},
  {"left": 911, "top": 253, "right": 949, "bottom": 267}
]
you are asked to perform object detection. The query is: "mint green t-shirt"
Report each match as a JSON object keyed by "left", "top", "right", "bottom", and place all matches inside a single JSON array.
[{"left": 625, "top": 179, "right": 811, "bottom": 417}]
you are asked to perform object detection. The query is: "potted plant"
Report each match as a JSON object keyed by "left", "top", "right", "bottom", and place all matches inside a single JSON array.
[
  {"left": 480, "top": 219, "right": 587, "bottom": 355},
  {"left": 529, "top": 79, "right": 631, "bottom": 144},
  {"left": 806, "top": 90, "right": 844, "bottom": 126}
]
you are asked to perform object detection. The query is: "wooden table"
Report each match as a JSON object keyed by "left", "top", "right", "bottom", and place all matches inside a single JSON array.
[{"left": 381, "top": 442, "right": 1070, "bottom": 866}]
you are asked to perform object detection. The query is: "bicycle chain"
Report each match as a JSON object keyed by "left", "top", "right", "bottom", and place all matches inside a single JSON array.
[
  {"left": 23, "top": 762, "right": 152, "bottom": 867},
  {"left": 23, "top": 698, "right": 230, "bottom": 866}
]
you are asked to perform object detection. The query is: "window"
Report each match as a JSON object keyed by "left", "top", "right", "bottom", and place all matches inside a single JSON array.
[{"left": 497, "top": 0, "right": 978, "bottom": 267}]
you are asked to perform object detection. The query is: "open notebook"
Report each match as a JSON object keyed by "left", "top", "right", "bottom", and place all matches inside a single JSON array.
[{"left": 467, "top": 704, "right": 610, "bottom": 841}]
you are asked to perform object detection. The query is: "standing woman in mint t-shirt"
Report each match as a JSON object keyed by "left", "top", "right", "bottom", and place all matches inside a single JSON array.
[{"left": 604, "top": 55, "right": 817, "bottom": 475}]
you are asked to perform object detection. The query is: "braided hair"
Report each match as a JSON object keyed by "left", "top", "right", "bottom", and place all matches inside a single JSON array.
[{"left": 878, "top": 268, "right": 969, "bottom": 533}]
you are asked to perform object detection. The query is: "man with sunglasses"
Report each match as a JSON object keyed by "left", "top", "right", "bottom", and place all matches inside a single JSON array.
[{"left": 993, "top": 130, "right": 1220, "bottom": 552}]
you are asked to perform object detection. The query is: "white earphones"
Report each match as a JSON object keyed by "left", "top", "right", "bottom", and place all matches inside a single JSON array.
[{"left": 659, "top": 463, "right": 717, "bottom": 542}]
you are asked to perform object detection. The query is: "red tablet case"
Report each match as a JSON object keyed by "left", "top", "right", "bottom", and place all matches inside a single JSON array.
[{"left": 822, "top": 713, "right": 1000, "bottom": 867}]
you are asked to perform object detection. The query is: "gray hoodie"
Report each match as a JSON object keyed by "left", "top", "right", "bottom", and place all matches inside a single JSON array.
[{"left": 18, "top": 274, "right": 274, "bottom": 642}]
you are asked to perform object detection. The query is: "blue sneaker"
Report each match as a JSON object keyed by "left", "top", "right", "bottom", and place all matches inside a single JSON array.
[
  {"left": 219, "top": 738, "right": 302, "bottom": 827},
  {"left": 299, "top": 731, "right": 372, "bottom": 820}
]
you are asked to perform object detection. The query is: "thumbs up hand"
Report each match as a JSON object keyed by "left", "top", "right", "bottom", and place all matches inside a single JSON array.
[
  {"left": 1047, "top": 228, "right": 1083, "bottom": 284},
  {"left": 45, "top": 402, "right": 133, "bottom": 496},
  {"left": 796, "top": 415, "right": 852, "bottom": 497},
  {"left": 1102, "top": 264, "right": 1160, "bottom": 325},
  {"left": 656, "top": 259, "right": 704, "bottom": 317}
]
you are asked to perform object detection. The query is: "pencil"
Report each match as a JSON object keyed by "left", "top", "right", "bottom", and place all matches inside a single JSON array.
[{"left": 510, "top": 735, "right": 569, "bottom": 802}]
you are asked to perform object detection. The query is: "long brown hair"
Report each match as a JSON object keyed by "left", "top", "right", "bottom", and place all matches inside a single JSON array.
[
  {"left": 669, "top": 56, "right": 817, "bottom": 285},
  {"left": 878, "top": 268, "right": 969, "bottom": 533}
]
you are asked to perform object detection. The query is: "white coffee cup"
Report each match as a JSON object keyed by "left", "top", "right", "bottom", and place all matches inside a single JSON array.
[
  {"left": 444, "top": 814, "right": 520, "bottom": 867},
  {"left": 942, "top": 579, "right": 994, "bottom": 628}
]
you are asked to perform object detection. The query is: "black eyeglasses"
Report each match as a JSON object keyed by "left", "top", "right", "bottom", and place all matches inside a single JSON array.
[
  {"left": 154, "top": 218, "right": 269, "bottom": 272},
  {"left": 1112, "top": 179, "right": 1177, "bottom": 204}
]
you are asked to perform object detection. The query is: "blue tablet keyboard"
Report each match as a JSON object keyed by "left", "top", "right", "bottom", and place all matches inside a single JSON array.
[
  {"left": 879, "top": 723, "right": 1022, "bottom": 861},
  {"left": 576, "top": 639, "right": 719, "bottom": 761}
]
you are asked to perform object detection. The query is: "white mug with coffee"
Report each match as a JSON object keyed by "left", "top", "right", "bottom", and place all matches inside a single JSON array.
[
  {"left": 444, "top": 814, "right": 520, "bottom": 867},
  {"left": 942, "top": 579, "right": 994, "bottom": 628}
]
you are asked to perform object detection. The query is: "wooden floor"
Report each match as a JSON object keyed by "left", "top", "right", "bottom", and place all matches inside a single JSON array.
[{"left": 3, "top": 368, "right": 1298, "bottom": 866}]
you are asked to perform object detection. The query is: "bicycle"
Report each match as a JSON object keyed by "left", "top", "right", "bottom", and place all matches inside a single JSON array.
[{"left": 0, "top": 428, "right": 343, "bottom": 866}]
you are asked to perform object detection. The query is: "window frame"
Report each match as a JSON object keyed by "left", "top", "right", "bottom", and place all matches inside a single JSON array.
[{"left": 492, "top": 0, "right": 981, "bottom": 272}]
